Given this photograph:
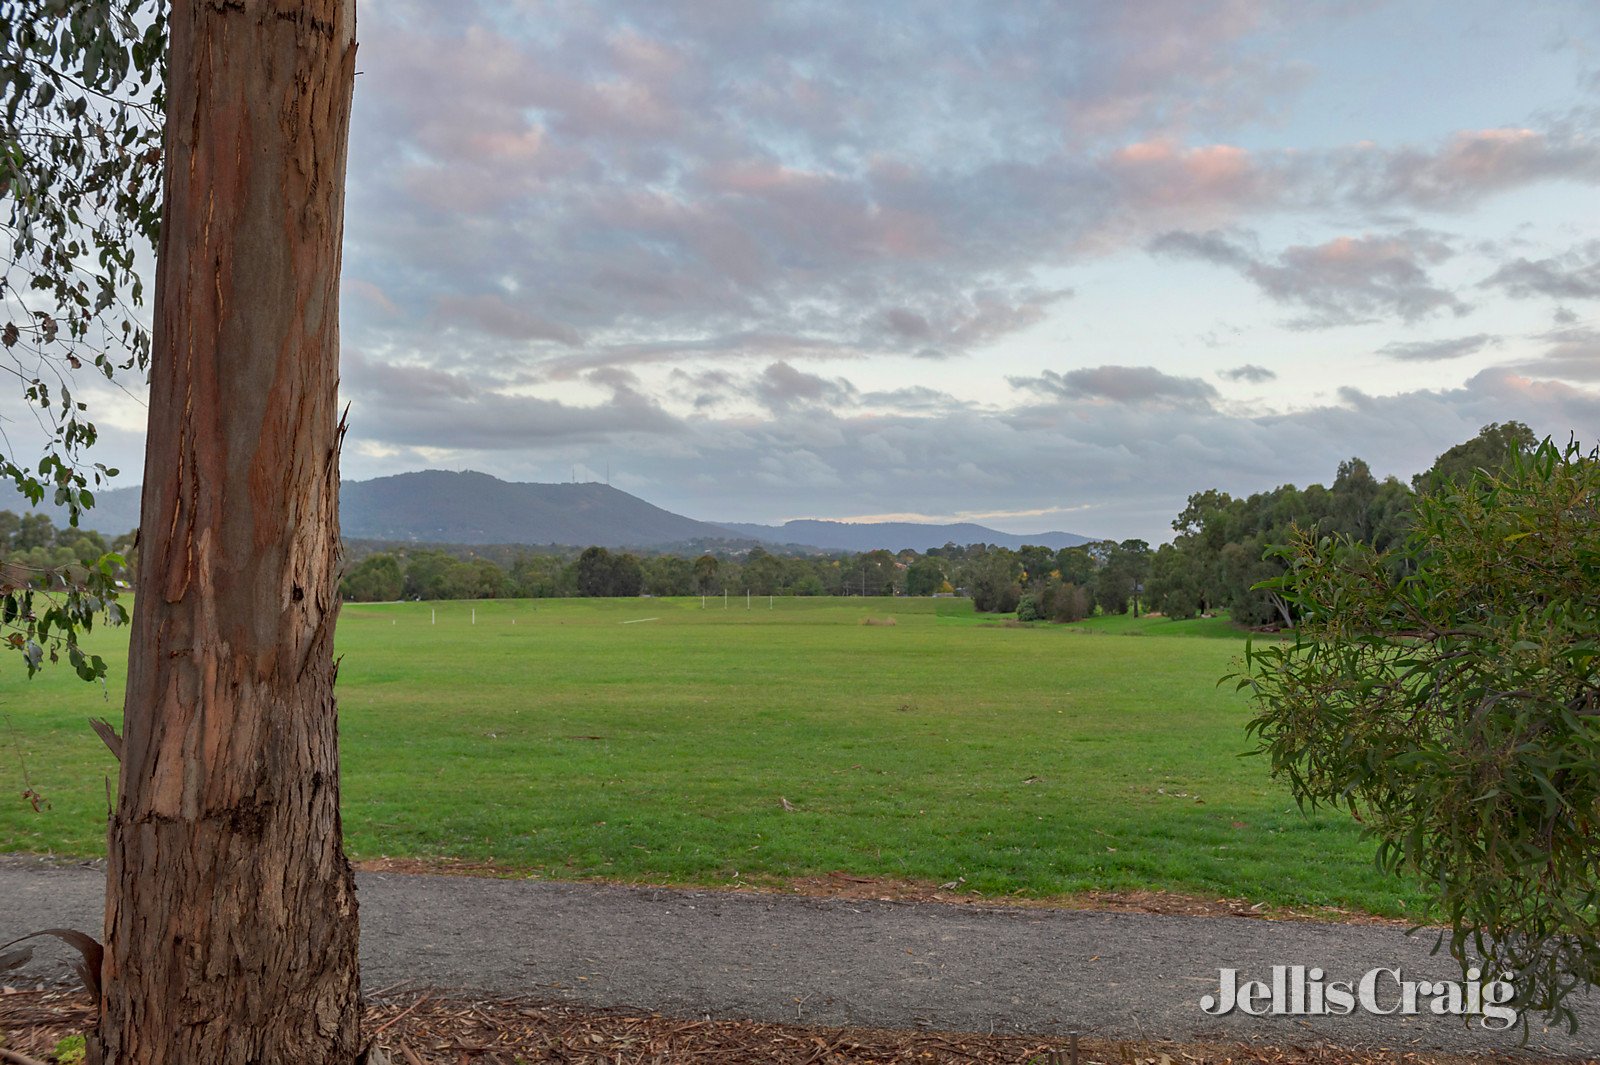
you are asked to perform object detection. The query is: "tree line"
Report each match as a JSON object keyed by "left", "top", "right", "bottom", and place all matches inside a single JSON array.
[
  {"left": 338, "top": 422, "right": 1541, "bottom": 627},
  {"left": 339, "top": 535, "right": 1153, "bottom": 608}
]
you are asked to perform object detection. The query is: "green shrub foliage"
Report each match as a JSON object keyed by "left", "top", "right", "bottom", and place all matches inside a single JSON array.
[{"left": 1238, "top": 437, "right": 1600, "bottom": 1032}]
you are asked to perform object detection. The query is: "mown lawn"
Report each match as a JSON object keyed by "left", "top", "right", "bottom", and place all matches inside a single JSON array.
[{"left": 0, "top": 596, "right": 1424, "bottom": 916}]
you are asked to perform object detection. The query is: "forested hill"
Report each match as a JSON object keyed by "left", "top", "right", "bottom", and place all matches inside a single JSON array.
[
  {"left": 340, "top": 471, "right": 736, "bottom": 547},
  {"left": 717, "top": 519, "right": 1092, "bottom": 553}
]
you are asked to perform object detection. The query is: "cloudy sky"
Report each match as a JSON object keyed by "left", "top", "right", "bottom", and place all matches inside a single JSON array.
[{"left": 92, "top": 1, "right": 1600, "bottom": 540}]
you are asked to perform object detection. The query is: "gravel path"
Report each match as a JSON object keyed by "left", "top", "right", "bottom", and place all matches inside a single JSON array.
[{"left": 3, "top": 856, "right": 1596, "bottom": 1058}]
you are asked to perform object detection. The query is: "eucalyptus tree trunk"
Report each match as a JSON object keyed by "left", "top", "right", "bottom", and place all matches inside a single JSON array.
[{"left": 97, "top": 1, "right": 361, "bottom": 1062}]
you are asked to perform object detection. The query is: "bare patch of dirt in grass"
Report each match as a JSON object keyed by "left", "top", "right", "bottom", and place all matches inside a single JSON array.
[
  {"left": 352, "top": 858, "right": 1416, "bottom": 927},
  {"left": 3, "top": 988, "right": 1584, "bottom": 1065}
]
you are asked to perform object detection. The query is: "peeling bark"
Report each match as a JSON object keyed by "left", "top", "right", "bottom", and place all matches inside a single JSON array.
[{"left": 98, "top": 2, "right": 360, "bottom": 1062}]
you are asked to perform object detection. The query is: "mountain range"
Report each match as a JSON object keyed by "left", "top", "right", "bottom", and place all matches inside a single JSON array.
[{"left": 15, "top": 470, "right": 1094, "bottom": 553}]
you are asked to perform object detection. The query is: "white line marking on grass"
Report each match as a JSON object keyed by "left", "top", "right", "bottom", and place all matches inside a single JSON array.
[{"left": 621, "top": 617, "right": 661, "bottom": 624}]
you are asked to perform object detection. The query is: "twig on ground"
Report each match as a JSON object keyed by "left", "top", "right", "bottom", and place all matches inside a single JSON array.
[{"left": 370, "top": 991, "right": 432, "bottom": 1039}]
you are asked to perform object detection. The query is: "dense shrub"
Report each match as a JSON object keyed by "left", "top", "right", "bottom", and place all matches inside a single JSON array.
[
  {"left": 1050, "top": 582, "right": 1090, "bottom": 623},
  {"left": 1239, "top": 437, "right": 1600, "bottom": 1032}
]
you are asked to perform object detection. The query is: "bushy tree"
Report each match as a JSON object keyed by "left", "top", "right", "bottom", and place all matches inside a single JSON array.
[
  {"left": 692, "top": 552, "right": 719, "bottom": 593},
  {"left": 574, "top": 546, "right": 614, "bottom": 596},
  {"left": 904, "top": 557, "right": 945, "bottom": 597},
  {"left": 1145, "top": 542, "right": 1202, "bottom": 619},
  {"left": 1238, "top": 437, "right": 1600, "bottom": 1032},
  {"left": 13, "top": 511, "right": 54, "bottom": 550},
  {"left": 791, "top": 572, "right": 826, "bottom": 596},
  {"left": 1413, "top": 421, "right": 1538, "bottom": 493},
  {"left": 968, "top": 551, "right": 1020, "bottom": 612},
  {"left": 1016, "top": 544, "right": 1054, "bottom": 588},
  {"left": 851, "top": 548, "right": 899, "bottom": 596},
  {"left": 572, "top": 545, "right": 642, "bottom": 597},
  {"left": 643, "top": 553, "right": 694, "bottom": 596},
  {"left": 743, "top": 546, "right": 784, "bottom": 594},
  {"left": 510, "top": 552, "right": 568, "bottom": 597},
  {"left": 611, "top": 552, "right": 644, "bottom": 597},
  {"left": 402, "top": 549, "right": 456, "bottom": 600},
  {"left": 1015, "top": 593, "right": 1042, "bottom": 622},
  {"left": 342, "top": 553, "right": 403, "bottom": 602},
  {"left": 1055, "top": 545, "right": 1094, "bottom": 587},
  {"left": 1093, "top": 539, "right": 1150, "bottom": 616},
  {"left": 1049, "top": 582, "right": 1090, "bottom": 623},
  {"left": 442, "top": 558, "right": 509, "bottom": 600}
]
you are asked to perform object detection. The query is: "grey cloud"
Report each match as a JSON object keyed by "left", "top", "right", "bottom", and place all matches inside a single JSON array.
[
  {"left": 1502, "top": 325, "right": 1600, "bottom": 382},
  {"left": 537, "top": 333, "right": 860, "bottom": 379},
  {"left": 1331, "top": 129, "right": 1600, "bottom": 211},
  {"left": 1538, "top": 324, "right": 1600, "bottom": 358},
  {"left": 1147, "top": 229, "right": 1256, "bottom": 269},
  {"left": 858, "top": 386, "right": 976, "bottom": 413},
  {"left": 1152, "top": 229, "right": 1469, "bottom": 327},
  {"left": 673, "top": 365, "right": 973, "bottom": 417},
  {"left": 1218, "top": 363, "right": 1276, "bottom": 383},
  {"left": 753, "top": 362, "right": 858, "bottom": 412},
  {"left": 434, "top": 294, "right": 585, "bottom": 347},
  {"left": 1480, "top": 242, "right": 1600, "bottom": 301},
  {"left": 874, "top": 288, "right": 1074, "bottom": 360},
  {"left": 503, "top": 287, "right": 1068, "bottom": 378},
  {"left": 584, "top": 367, "right": 642, "bottom": 392},
  {"left": 349, "top": 351, "right": 477, "bottom": 402},
  {"left": 1009, "top": 365, "right": 1219, "bottom": 407},
  {"left": 665, "top": 367, "right": 740, "bottom": 410},
  {"left": 881, "top": 308, "right": 933, "bottom": 341},
  {"left": 1377, "top": 334, "right": 1498, "bottom": 362},
  {"left": 343, "top": 353, "right": 682, "bottom": 450}
]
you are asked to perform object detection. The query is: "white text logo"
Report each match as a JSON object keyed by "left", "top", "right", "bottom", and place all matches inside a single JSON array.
[{"left": 1199, "top": 966, "right": 1517, "bottom": 1030}]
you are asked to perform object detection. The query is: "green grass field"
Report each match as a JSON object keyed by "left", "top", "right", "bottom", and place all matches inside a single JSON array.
[{"left": 0, "top": 596, "right": 1425, "bottom": 916}]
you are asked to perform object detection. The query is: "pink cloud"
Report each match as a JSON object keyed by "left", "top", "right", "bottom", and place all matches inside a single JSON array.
[
  {"left": 1106, "top": 139, "right": 1267, "bottom": 212},
  {"left": 343, "top": 279, "right": 401, "bottom": 318},
  {"left": 702, "top": 160, "right": 832, "bottom": 196}
]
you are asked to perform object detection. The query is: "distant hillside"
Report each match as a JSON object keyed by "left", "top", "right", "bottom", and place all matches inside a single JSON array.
[
  {"left": 11, "top": 483, "right": 143, "bottom": 536},
  {"left": 716, "top": 519, "right": 1093, "bottom": 553},
  {"left": 11, "top": 472, "right": 1096, "bottom": 553},
  {"left": 341, "top": 471, "right": 738, "bottom": 547}
]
